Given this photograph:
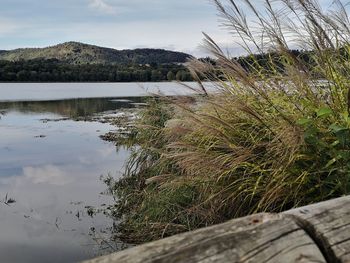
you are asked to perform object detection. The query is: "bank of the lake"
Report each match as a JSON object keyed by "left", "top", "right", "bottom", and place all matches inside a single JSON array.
[{"left": 0, "top": 82, "right": 201, "bottom": 263}]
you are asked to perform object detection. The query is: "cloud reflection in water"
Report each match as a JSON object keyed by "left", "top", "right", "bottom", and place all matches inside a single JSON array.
[{"left": 0, "top": 97, "right": 133, "bottom": 262}]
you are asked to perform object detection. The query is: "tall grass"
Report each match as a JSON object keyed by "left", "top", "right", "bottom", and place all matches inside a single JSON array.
[{"left": 107, "top": 0, "right": 350, "bottom": 243}]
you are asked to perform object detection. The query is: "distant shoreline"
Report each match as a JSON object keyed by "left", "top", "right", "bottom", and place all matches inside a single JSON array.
[{"left": 0, "top": 81, "right": 195, "bottom": 84}]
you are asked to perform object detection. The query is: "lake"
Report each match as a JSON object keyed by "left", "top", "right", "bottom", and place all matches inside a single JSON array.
[
  {"left": 0, "top": 82, "right": 203, "bottom": 263},
  {"left": 0, "top": 82, "right": 210, "bottom": 102}
]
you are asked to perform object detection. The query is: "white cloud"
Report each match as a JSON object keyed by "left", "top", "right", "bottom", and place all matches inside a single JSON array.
[
  {"left": 46, "top": 18, "right": 229, "bottom": 56},
  {"left": 88, "top": 0, "right": 117, "bottom": 14},
  {"left": 22, "top": 165, "right": 74, "bottom": 186},
  {"left": 0, "top": 19, "right": 21, "bottom": 35}
]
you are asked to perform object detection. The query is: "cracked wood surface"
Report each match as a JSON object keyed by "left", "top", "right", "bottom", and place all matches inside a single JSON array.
[
  {"left": 85, "top": 196, "right": 350, "bottom": 263},
  {"left": 85, "top": 213, "right": 326, "bottom": 263},
  {"left": 286, "top": 196, "right": 350, "bottom": 263}
]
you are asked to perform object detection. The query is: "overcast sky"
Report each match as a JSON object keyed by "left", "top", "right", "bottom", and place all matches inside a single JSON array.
[{"left": 0, "top": 0, "right": 339, "bottom": 57}]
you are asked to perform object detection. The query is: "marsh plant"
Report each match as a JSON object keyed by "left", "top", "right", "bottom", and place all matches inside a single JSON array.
[{"left": 106, "top": 0, "right": 350, "bottom": 243}]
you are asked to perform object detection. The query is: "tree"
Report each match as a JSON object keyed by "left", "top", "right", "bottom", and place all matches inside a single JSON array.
[
  {"left": 151, "top": 70, "right": 162, "bottom": 81},
  {"left": 167, "top": 71, "right": 175, "bottom": 81},
  {"left": 17, "top": 70, "right": 29, "bottom": 81},
  {"left": 176, "top": 70, "right": 186, "bottom": 81}
]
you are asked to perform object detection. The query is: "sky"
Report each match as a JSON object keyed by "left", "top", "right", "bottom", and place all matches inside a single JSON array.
[
  {"left": 0, "top": 0, "right": 338, "bottom": 57},
  {"left": 0, "top": 0, "right": 231, "bottom": 57}
]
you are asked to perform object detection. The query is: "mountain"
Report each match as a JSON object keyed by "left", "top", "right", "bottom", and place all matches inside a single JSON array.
[{"left": 0, "top": 42, "right": 191, "bottom": 65}]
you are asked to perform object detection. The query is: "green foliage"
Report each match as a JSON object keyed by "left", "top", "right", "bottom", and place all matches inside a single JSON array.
[
  {"left": 175, "top": 70, "right": 192, "bottom": 81},
  {"left": 105, "top": 0, "right": 350, "bottom": 243},
  {"left": 0, "top": 42, "right": 191, "bottom": 65},
  {"left": 103, "top": 99, "right": 197, "bottom": 242},
  {"left": 166, "top": 71, "right": 176, "bottom": 81},
  {"left": 0, "top": 59, "right": 192, "bottom": 82},
  {"left": 0, "top": 42, "right": 193, "bottom": 82}
]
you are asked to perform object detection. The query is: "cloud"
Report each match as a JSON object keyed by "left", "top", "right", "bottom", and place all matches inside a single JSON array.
[
  {"left": 45, "top": 18, "right": 227, "bottom": 56},
  {"left": 0, "top": 0, "right": 230, "bottom": 55},
  {"left": 0, "top": 18, "right": 21, "bottom": 35},
  {"left": 22, "top": 165, "right": 74, "bottom": 186},
  {"left": 88, "top": 0, "right": 117, "bottom": 14}
]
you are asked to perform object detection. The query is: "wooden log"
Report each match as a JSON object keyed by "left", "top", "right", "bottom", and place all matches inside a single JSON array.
[
  {"left": 286, "top": 195, "right": 350, "bottom": 263},
  {"left": 85, "top": 213, "right": 326, "bottom": 263}
]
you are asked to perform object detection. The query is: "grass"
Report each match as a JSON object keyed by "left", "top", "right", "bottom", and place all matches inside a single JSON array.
[{"left": 104, "top": 0, "right": 350, "bottom": 243}]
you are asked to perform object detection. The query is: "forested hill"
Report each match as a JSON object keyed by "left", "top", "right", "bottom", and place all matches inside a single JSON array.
[{"left": 0, "top": 42, "right": 191, "bottom": 65}]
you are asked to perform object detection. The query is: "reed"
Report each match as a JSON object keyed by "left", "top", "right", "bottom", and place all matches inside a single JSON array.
[{"left": 106, "top": 0, "right": 350, "bottom": 243}]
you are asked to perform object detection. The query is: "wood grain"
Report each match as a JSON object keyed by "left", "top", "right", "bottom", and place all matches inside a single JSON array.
[
  {"left": 286, "top": 196, "right": 350, "bottom": 263},
  {"left": 85, "top": 213, "right": 326, "bottom": 263}
]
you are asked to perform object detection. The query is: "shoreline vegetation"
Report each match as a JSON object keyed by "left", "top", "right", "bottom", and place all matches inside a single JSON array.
[
  {"left": 0, "top": 41, "right": 193, "bottom": 82},
  {"left": 0, "top": 49, "right": 329, "bottom": 83},
  {"left": 99, "top": 0, "right": 350, "bottom": 245},
  {"left": 0, "top": 60, "right": 194, "bottom": 82}
]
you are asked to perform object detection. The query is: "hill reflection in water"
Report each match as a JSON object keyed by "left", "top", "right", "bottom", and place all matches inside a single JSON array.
[{"left": 0, "top": 96, "right": 145, "bottom": 118}]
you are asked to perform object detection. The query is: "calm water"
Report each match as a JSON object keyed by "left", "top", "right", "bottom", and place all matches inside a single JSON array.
[
  {"left": 0, "top": 82, "right": 209, "bottom": 101},
  {"left": 0, "top": 82, "right": 191, "bottom": 263}
]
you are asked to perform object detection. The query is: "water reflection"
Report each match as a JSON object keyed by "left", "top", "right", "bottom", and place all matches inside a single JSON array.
[
  {"left": 0, "top": 97, "right": 136, "bottom": 262},
  {"left": 0, "top": 97, "right": 144, "bottom": 118}
]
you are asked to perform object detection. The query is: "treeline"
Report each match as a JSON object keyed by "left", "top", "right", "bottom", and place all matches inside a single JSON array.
[
  {"left": 0, "top": 49, "right": 323, "bottom": 82},
  {"left": 0, "top": 59, "right": 193, "bottom": 82},
  {"left": 236, "top": 49, "right": 316, "bottom": 73},
  {"left": 200, "top": 49, "right": 317, "bottom": 76}
]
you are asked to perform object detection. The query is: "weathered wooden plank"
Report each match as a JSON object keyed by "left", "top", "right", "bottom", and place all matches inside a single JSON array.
[
  {"left": 286, "top": 195, "right": 350, "bottom": 263},
  {"left": 84, "top": 213, "right": 326, "bottom": 263}
]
